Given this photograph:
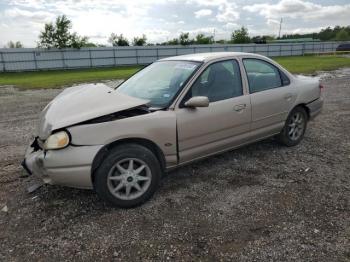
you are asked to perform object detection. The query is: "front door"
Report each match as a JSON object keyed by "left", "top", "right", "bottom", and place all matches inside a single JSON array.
[{"left": 175, "top": 59, "right": 251, "bottom": 164}]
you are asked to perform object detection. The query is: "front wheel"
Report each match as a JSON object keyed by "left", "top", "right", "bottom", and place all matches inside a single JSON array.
[
  {"left": 94, "top": 144, "right": 161, "bottom": 208},
  {"left": 277, "top": 107, "right": 308, "bottom": 147}
]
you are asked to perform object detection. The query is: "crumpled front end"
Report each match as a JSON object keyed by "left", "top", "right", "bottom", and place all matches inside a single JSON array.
[
  {"left": 36, "top": 83, "right": 149, "bottom": 139},
  {"left": 22, "top": 137, "right": 103, "bottom": 189},
  {"left": 22, "top": 83, "right": 159, "bottom": 189}
]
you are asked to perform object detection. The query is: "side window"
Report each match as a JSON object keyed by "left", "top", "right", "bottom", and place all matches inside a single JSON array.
[
  {"left": 243, "top": 59, "right": 282, "bottom": 93},
  {"left": 189, "top": 60, "right": 243, "bottom": 103}
]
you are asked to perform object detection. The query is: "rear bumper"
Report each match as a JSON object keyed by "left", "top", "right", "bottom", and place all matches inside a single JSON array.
[
  {"left": 306, "top": 97, "right": 323, "bottom": 120},
  {"left": 22, "top": 142, "right": 103, "bottom": 189}
]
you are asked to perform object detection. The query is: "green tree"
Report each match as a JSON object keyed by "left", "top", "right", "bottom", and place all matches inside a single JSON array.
[
  {"left": 132, "top": 34, "right": 147, "bottom": 46},
  {"left": 5, "top": 41, "right": 23, "bottom": 48},
  {"left": 195, "top": 33, "right": 213, "bottom": 44},
  {"left": 179, "top": 32, "right": 192, "bottom": 45},
  {"left": 166, "top": 38, "right": 179, "bottom": 45},
  {"left": 83, "top": 42, "right": 97, "bottom": 47},
  {"left": 319, "top": 27, "right": 335, "bottom": 41},
  {"left": 108, "top": 33, "right": 129, "bottom": 46},
  {"left": 38, "top": 15, "right": 88, "bottom": 49},
  {"left": 215, "top": 39, "right": 226, "bottom": 44},
  {"left": 335, "top": 29, "right": 350, "bottom": 41},
  {"left": 70, "top": 32, "right": 89, "bottom": 49},
  {"left": 264, "top": 35, "right": 276, "bottom": 42},
  {"left": 231, "top": 27, "right": 250, "bottom": 44}
]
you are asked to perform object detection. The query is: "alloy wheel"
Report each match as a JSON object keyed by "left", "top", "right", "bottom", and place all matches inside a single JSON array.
[
  {"left": 288, "top": 112, "right": 305, "bottom": 141},
  {"left": 107, "top": 158, "right": 152, "bottom": 200}
]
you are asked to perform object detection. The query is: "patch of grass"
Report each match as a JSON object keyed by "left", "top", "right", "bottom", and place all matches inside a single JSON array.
[
  {"left": 0, "top": 66, "right": 142, "bottom": 89},
  {"left": 0, "top": 55, "right": 349, "bottom": 89},
  {"left": 274, "top": 55, "right": 350, "bottom": 74}
]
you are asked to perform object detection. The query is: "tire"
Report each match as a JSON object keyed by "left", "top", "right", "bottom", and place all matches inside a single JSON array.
[
  {"left": 94, "top": 144, "right": 161, "bottom": 208},
  {"left": 277, "top": 106, "right": 308, "bottom": 147}
]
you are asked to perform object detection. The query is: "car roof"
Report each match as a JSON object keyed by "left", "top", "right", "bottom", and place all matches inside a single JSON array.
[{"left": 159, "top": 52, "right": 262, "bottom": 63}]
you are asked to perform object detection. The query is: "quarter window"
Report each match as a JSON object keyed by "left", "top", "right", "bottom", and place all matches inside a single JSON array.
[
  {"left": 243, "top": 59, "right": 284, "bottom": 93},
  {"left": 189, "top": 60, "right": 243, "bottom": 103},
  {"left": 280, "top": 70, "right": 290, "bottom": 86}
]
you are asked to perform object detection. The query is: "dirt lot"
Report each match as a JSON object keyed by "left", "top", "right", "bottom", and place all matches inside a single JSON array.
[{"left": 0, "top": 70, "right": 349, "bottom": 261}]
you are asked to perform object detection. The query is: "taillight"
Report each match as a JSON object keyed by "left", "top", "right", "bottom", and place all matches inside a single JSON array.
[{"left": 319, "top": 83, "right": 324, "bottom": 97}]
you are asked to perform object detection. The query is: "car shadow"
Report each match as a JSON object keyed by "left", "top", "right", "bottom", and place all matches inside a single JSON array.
[
  {"left": 31, "top": 137, "right": 285, "bottom": 212},
  {"left": 39, "top": 138, "right": 285, "bottom": 205},
  {"left": 160, "top": 137, "right": 282, "bottom": 191}
]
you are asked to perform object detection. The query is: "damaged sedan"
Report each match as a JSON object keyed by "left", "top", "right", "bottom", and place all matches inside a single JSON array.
[{"left": 22, "top": 52, "right": 323, "bottom": 207}]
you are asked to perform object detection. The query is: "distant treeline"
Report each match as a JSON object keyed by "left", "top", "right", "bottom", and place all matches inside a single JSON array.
[
  {"left": 150, "top": 26, "right": 350, "bottom": 46},
  {"left": 280, "top": 26, "right": 350, "bottom": 41}
]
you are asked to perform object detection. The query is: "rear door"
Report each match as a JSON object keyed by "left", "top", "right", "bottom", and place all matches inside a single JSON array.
[
  {"left": 242, "top": 58, "right": 295, "bottom": 138},
  {"left": 175, "top": 59, "right": 251, "bottom": 164}
]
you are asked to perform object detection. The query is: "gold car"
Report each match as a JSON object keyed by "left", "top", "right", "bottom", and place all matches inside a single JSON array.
[{"left": 23, "top": 52, "right": 323, "bottom": 207}]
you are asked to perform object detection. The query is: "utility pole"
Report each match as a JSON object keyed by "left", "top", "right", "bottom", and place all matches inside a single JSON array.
[
  {"left": 278, "top": 18, "right": 283, "bottom": 39},
  {"left": 213, "top": 29, "right": 216, "bottom": 43}
]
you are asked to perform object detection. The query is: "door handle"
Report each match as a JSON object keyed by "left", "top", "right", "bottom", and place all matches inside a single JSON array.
[
  {"left": 234, "top": 104, "right": 246, "bottom": 112},
  {"left": 284, "top": 93, "right": 293, "bottom": 101}
]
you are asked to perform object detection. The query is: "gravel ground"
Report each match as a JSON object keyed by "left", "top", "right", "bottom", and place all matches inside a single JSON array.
[{"left": 0, "top": 71, "right": 349, "bottom": 261}]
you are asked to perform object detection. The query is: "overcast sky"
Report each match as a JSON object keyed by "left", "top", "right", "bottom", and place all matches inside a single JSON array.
[{"left": 0, "top": 0, "right": 349, "bottom": 47}]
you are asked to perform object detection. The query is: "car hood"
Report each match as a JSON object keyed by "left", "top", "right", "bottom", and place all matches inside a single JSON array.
[{"left": 38, "top": 83, "right": 148, "bottom": 139}]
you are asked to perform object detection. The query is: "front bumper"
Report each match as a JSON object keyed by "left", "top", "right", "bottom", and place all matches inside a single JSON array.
[{"left": 22, "top": 140, "right": 103, "bottom": 189}]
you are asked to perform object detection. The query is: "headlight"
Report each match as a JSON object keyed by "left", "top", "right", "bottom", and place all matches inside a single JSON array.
[{"left": 43, "top": 131, "right": 70, "bottom": 150}]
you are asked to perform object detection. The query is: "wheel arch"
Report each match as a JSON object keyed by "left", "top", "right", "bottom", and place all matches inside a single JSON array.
[
  {"left": 91, "top": 138, "right": 166, "bottom": 185},
  {"left": 291, "top": 103, "right": 310, "bottom": 120}
]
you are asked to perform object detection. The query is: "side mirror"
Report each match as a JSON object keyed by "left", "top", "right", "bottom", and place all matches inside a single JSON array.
[{"left": 184, "top": 96, "right": 209, "bottom": 108}]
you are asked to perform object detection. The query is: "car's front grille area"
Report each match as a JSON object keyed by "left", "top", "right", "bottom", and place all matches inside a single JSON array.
[{"left": 30, "top": 137, "right": 44, "bottom": 151}]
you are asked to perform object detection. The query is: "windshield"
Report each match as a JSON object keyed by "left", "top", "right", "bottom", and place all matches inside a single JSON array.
[{"left": 117, "top": 60, "right": 201, "bottom": 107}]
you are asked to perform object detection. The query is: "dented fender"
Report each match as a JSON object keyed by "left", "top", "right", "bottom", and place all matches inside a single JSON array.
[{"left": 67, "top": 110, "right": 178, "bottom": 167}]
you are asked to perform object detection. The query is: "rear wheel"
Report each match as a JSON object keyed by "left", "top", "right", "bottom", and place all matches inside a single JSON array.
[
  {"left": 94, "top": 144, "right": 161, "bottom": 208},
  {"left": 277, "top": 107, "right": 308, "bottom": 147}
]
